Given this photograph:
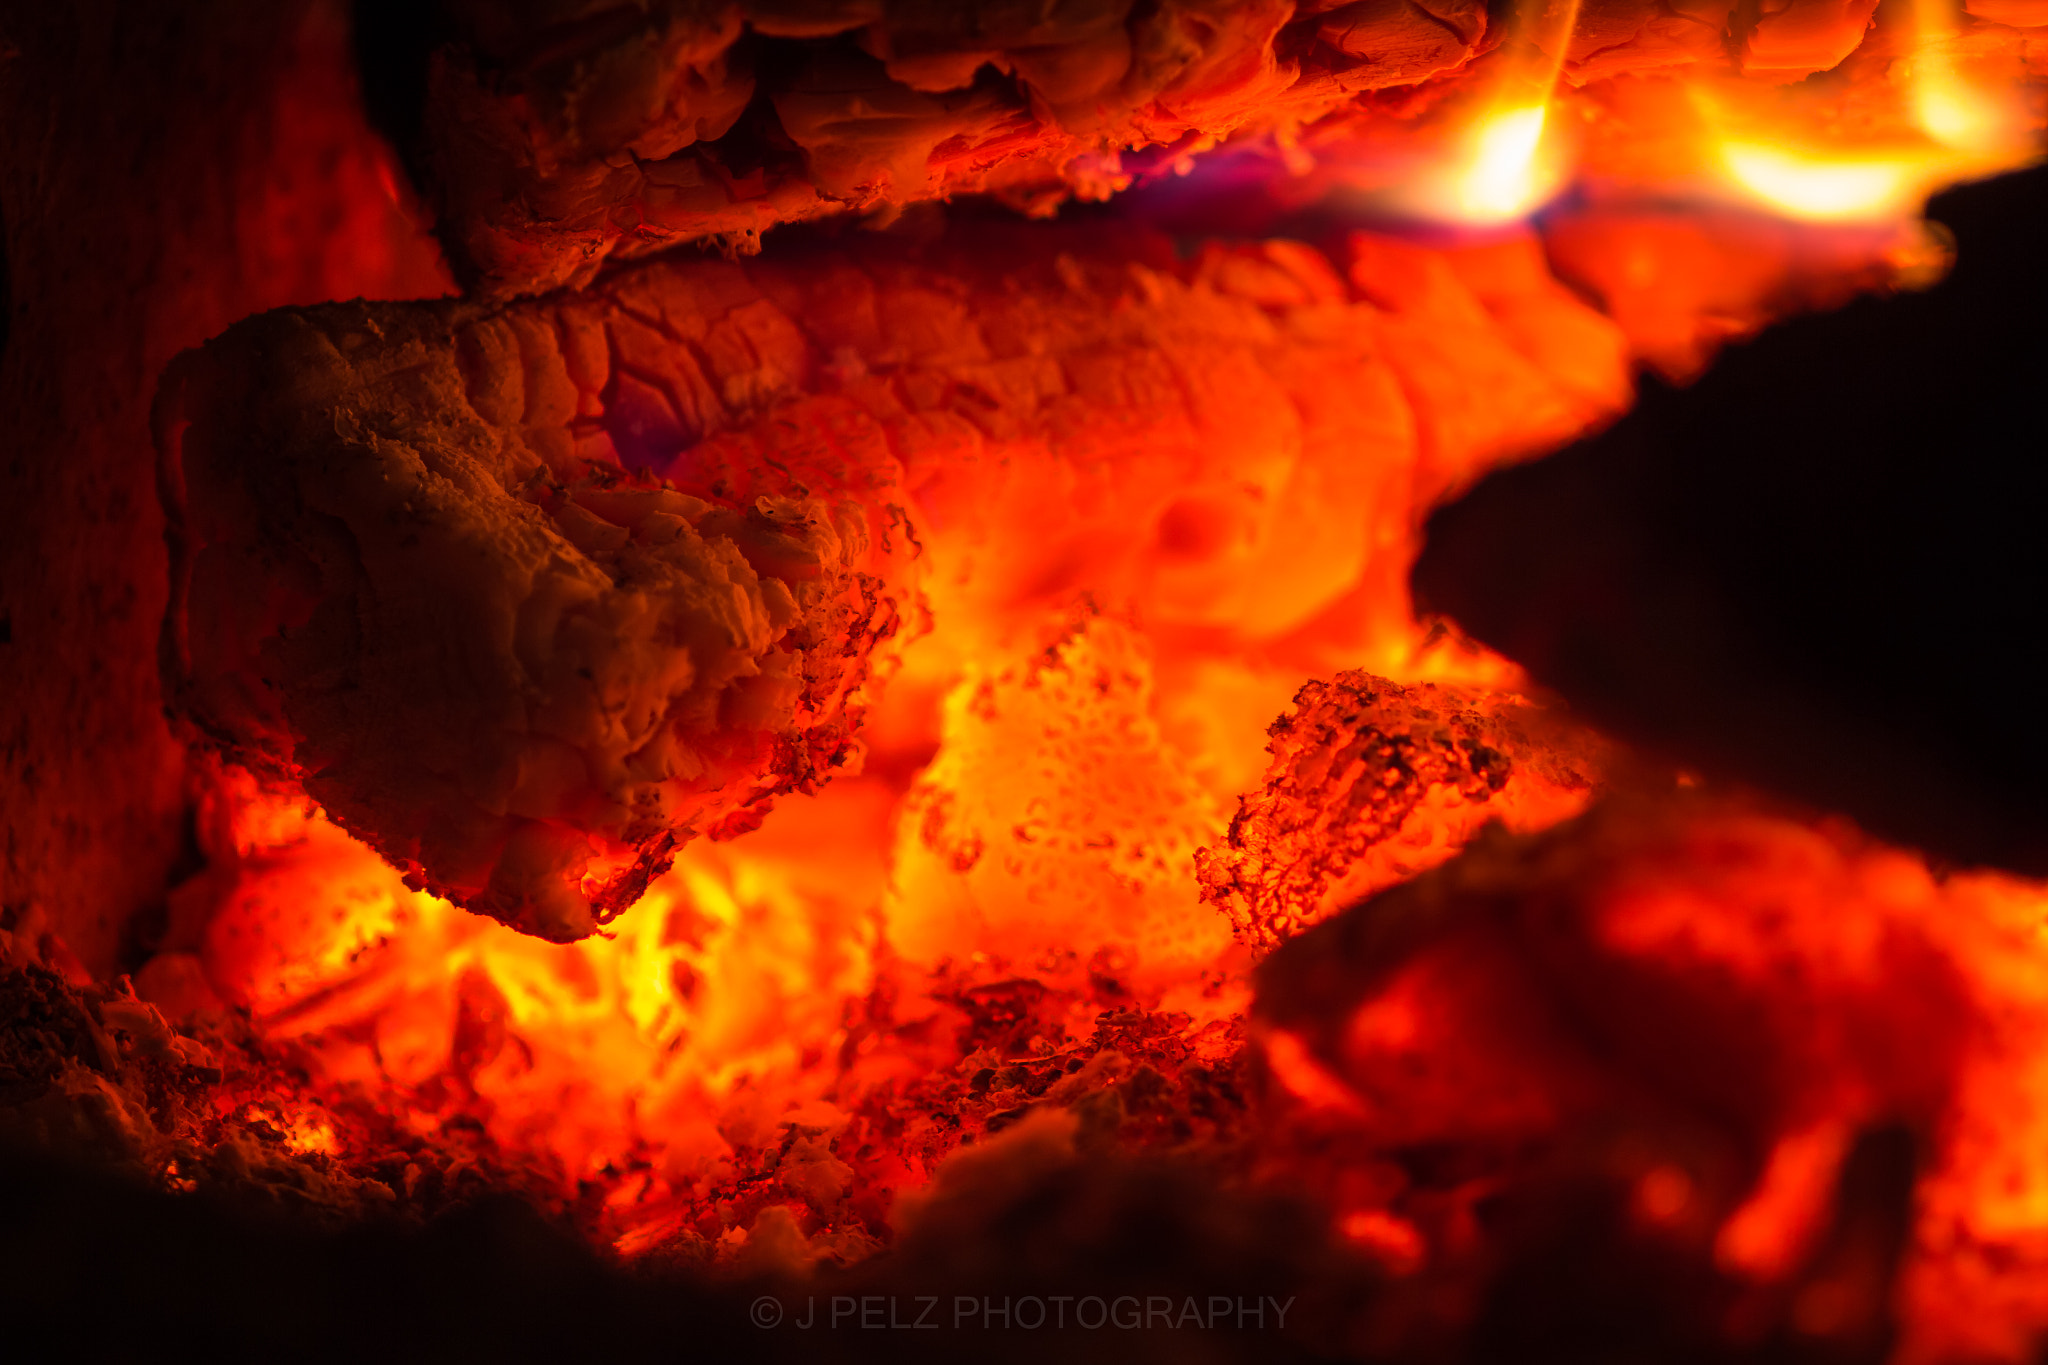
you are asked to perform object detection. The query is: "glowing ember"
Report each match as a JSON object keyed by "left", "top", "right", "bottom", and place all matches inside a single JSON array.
[
  {"left": 22, "top": 0, "right": 2044, "bottom": 1350},
  {"left": 1256, "top": 797, "right": 2048, "bottom": 1362},
  {"left": 141, "top": 215, "right": 1693, "bottom": 1238},
  {"left": 129, "top": 176, "right": 1984, "bottom": 1299}
]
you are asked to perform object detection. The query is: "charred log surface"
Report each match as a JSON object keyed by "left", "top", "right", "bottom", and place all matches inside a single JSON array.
[
  {"left": 1198, "top": 670, "right": 1612, "bottom": 950},
  {"left": 5, "top": 897, "right": 1272, "bottom": 1273},
  {"left": 1414, "top": 163, "right": 2048, "bottom": 877},
  {"left": 0, "top": 937, "right": 566, "bottom": 1225},
  {"left": 358, "top": 0, "right": 1920, "bottom": 299},
  {"left": 841, "top": 972, "right": 1254, "bottom": 1201},
  {"left": 0, "top": 1064, "right": 1923, "bottom": 1365},
  {"left": 1252, "top": 792, "right": 2037, "bottom": 1361},
  {"left": 1, "top": 798, "right": 1974, "bottom": 1360},
  {"left": 1258, "top": 796, "right": 1979, "bottom": 1165},
  {"left": 0, "top": 1135, "right": 1389, "bottom": 1365},
  {"left": 159, "top": 216, "right": 1631, "bottom": 940},
  {"left": 364, "top": 0, "right": 1490, "bottom": 297},
  {"left": 827, "top": 1121, "right": 1391, "bottom": 1360},
  {"left": 0, "top": 1151, "right": 750, "bottom": 1365},
  {"left": 157, "top": 259, "right": 919, "bottom": 942},
  {"left": 1465, "top": 1123, "right": 1914, "bottom": 1365}
]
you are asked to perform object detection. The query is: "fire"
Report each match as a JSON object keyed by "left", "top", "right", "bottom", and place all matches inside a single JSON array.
[
  {"left": 1374, "top": 0, "right": 2043, "bottom": 229},
  {"left": 157, "top": 215, "right": 1655, "bottom": 1219},
  {"left": 14, "top": 0, "right": 2048, "bottom": 1353},
  {"left": 196, "top": 771, "right": 880, "bottom": 1181},
  {"left": 1256, "top": 800, "right": 2048, "bottom": 1361},
  {"left": 1398, "top": 0, "right": 1582, "bottom": 224},
  {"left": 88, "top": 0, "right": 2048, "bottom": 1349},
  {"left": 139, "top": 150, "right": 2011, "bottom": 1292},
  {"left": 1450, "top": 104, "right": 1560, "bottom": 223},
  {"left": 1698, "top": 0, "right": 2041, "bottom": 222},
  {"left": 1910, "top": 0, "right": 2028, "bottom": 153},
  {"left": 1715, "top": 142, "right": 1932, "bottom": 221}
]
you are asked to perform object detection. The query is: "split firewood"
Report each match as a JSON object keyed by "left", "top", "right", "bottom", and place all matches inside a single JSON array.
[{"left": 371, "top": 0, "right": 1896, "bottom": 297}]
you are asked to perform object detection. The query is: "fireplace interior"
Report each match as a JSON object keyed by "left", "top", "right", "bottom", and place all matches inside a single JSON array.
[{"left": 2, "top": 1, "right": 2046, "bottom": 1360}]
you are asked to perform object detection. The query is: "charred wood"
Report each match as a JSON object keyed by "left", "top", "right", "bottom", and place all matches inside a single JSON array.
[
  {"left": 1198, "top": 669, "right": 1613, "bottom": 950},
  {"left": 362, "top": 0, "right": 1908, "bottom": 298},
  {"left": 1414, "top": 163, "right": 2048, "bottom": 877},
  {"left": 158, "top": 216, "right": 1632, "bottom": 939}
]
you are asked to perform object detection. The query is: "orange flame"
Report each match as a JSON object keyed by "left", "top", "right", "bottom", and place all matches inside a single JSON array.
[
  {"left": 1699, "top": 0, "right": 2041, "bottom": 222},
  {"left": 1909, "top": 0, "right": 2028, "bottom": 154},
  {"left": 1400, "top": 0, "right": 1583, "bottom": 224}
]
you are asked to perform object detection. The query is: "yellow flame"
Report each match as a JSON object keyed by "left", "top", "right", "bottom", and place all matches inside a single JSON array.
[
  {"left": 1917, "top": 82, "right": 2000, "bottom": 152},
  {"left": 1453, "top": 105, "right": 1556, "bottom": 223},
  {"left": 1398, "top": 0, "right": 1582, "bottom": 224},
  {"left": 1910, "top": 0, "right": 2020, "bottom": 154},
  {"left": 1698, "top": 0, "right": 2038, "bottom": 222},
  {"left": 1717, "top": 144, "right": 1926, "bottom": 221}
]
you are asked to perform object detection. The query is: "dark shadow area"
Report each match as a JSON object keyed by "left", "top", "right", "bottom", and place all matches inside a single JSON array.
[
  {"left": 1416, "top": 163, "right": 2048, "bottom": 874},
  {"left": 349, "top": 0, "right": 447, "bottom": 174}
]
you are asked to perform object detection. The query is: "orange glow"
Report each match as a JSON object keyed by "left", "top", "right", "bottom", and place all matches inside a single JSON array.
[
  {"left": 189, "top": 770, "right": 884, "bottom": 1186},
  {"left": 884, "top": 616, "right": 1238, "bottom": 989},
  {"left": 1715, "top": 143, "right": 1931, "bottom": 222},
  {"left": 1688, "top": 2, "right": 2042, "bottom": 224},
  {"left": 153, "top": 190, "right": 1997, "bottom": 1286},
  {"left": 132, "top": 23, "right": 2048, "bottom": 1342},
  {"left": 1396, "top": 1, "right": 1581, "bottom": 225},
  {"left": 1445, "top": 103, "right": 1564, "bottom": 224},
  {"left": 280, "top": 1110, "right": 340, "bottom": 1157},
  {"left": 168, "top": 218, "right": 1653, "bottom": 1235},
  {"left": 1910, "top": 0, "right": 2029, "bottom": 154},
  {"left": 1269, "top": 806, "right": 2048, "bottom": 1363}
]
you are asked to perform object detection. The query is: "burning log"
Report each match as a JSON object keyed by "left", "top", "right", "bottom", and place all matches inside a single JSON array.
[
  {"left": 1414, "top": 163, "right": 2048, "bottom": 877},
  {"left": 157, "top": 215, "right": 1633, "bottom": 941},
  {"left": 157, "top": 279, "right": 914, "bottom": 942},
  {"left": 1254, "top": 792, "right": 2048, "bottom": 1361},
  {"left": 23, "top": 2, "right": 2048, "bottom": 1353},
  {"left": 0, "top": 800, "right": 1992, "bottom": 1364},
  {"left": 371, "top": 0, "right": 1479, "bottom": 296},
  {"left": 364, "top": 0, "right": 1920, "bottom": 298}
]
